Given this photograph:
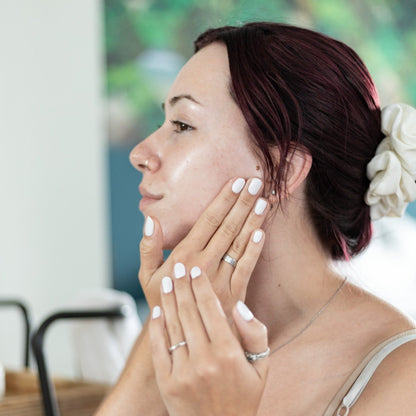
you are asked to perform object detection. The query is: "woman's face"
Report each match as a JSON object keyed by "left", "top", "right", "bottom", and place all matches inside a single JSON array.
[{"left": 130, "top": 43, "right": 262, "bottom": 248}]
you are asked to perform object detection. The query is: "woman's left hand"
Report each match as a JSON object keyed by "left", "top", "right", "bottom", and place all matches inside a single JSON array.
[{"left": 149, "top": 264, "right": 269, "bottom": 416}]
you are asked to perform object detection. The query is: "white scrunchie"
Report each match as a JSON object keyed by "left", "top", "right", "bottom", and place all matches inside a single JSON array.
[{"left": 365, "top": 103, "right": 416, "bottom": 220}]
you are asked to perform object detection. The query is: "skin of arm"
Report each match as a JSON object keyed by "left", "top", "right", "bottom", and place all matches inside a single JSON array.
[{"left": 95, "top": 320, "right": 167, "bottom": 416}]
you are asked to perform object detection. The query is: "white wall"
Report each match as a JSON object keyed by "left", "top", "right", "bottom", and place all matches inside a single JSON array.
[{"left": 0, "top": 0, "right": 110, "bottom": 377}]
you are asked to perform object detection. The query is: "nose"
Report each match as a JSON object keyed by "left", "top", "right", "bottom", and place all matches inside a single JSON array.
[{"left": 129, "top": 139, "right": 160, "bottom": 173}]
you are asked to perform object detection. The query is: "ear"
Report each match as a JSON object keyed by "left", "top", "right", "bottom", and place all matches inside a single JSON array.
[
  {"left": 285, "top": 144, "right": 312, "bottom": 196},
  {"left": 267, "top": 144, "right": 312, "bottom": 199}
]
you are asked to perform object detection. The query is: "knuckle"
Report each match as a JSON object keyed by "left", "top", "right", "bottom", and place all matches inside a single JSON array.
[
  {"left": 231, "top": 235, "right": 245, "bottom": 254},
  {"left": 239, "top": 195, "right": 254, "bottom": 209},
  {"left": 259, "top": 322, "right": 269, "bottom": 339},
  {"left": 169, "top": 251, "right": 189, "bottom": 267},
  {"left": 164, "top": 382, "right": 182, "bottom": 397},
  {"left": 195, "top": 360, "right": 219, "bottom": 380},
  {"left": 178, "top": 371, "right": 194, "bottom": 388},
  {"left": 139, "top": 239, "right": 154, "bottom": 256},
  {"left": 223, "top": 189, "right": 238, "bottom": 204},
  {"left": 138, "top": 269, "right": 146, "bottom": 282},
  {"left": 221, "top": 220, "right": 239, "bottom": 237},
  {"left": 197, "top": 257, "right": 212, "bottom": 272},
  {"left": 204, "top": 211, "right": 222, "bottom": 229},
  {"left": 221, "top": 349, "right": 240, "bottom": 365},
  {"left": 197, "top": 291, "right": 213, "bottom": 310},
  {"left": 177, "top": 302, "right": 193, "bottom": 321}
]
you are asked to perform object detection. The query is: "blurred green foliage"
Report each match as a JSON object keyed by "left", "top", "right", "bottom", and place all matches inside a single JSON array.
[{"left": 104, "top": 0, "right": 416, "bottom": 145}]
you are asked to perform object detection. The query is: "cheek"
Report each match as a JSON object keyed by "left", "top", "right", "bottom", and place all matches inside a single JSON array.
[
  {"left": 159, "top": 156, "right": 230, "bottom": 248},
  {"left": 158, "top": 139, "right": 261, "bottom": 248}
]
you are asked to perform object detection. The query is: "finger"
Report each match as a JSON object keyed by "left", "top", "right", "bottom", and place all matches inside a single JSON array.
[
  {"left": 185, "top": 177, "right": 246, "bottom": 250},
  {"left": 229, "top": 229, "right": 265, "bottom": 300},
  {"left": 221, "top": 198, "right": 268, "bottom": 269},
  {"left": 139, "top": 216, "right": 164, "bottom": 285},
  {"left": 205, "top": 178, "right": 264, "bottom": 260},
  {"left": 172, "top": 263, "right": 209, "bottom": 353},
  {"left": 190, "top": 266, "right": 232, "bottom": 342},
  {"left": 233, "top": 301, "right": 269, "bottom": 377},
  {"left": 160, "top": 276, "right": 188, "bottom": 362},
  {"left": 149, "top": 305, "right": 171, "bottom": 380}
]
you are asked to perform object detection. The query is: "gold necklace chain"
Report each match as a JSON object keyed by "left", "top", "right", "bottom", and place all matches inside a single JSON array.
[{"left": 270, "top": 277, "right": 348, "bottom": 355}]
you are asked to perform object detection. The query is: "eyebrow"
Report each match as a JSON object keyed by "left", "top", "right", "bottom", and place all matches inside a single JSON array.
[{"left": 161, "top": 94, "right": 202, "bottom": 111}]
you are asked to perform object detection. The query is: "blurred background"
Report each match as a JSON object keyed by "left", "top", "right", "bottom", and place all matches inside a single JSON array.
[{"left": 1, "top": 0, "right": 415, "bottom": 378}]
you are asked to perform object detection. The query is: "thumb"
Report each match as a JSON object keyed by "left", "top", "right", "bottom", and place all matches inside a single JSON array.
[
  {"left": 139, "top": 216, "right": 164, "bottom": 285},
  {"left": 233, "top": 301, "right": 269, "bottom": 377}
]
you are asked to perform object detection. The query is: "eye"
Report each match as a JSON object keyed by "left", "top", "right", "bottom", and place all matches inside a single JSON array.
[{"left": 171, "top": 120, "right": 194, "bottom": 133}]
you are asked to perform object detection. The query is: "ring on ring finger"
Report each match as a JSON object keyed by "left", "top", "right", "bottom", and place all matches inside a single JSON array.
[
  {"left": 169, "top": 340, "right": 187, "bottom": 353},
  {"left": 222, "top": 253, "right": 237, "bottom": 267}
]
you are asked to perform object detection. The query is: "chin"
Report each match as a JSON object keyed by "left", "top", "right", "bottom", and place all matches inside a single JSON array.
[{"left": 160, "top": 219, "right": 195, "bottom": 251}]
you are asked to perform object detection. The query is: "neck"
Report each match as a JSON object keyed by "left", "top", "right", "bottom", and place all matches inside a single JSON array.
[{"left": 245, "top": 200, "right": 345, "bottom": 349}]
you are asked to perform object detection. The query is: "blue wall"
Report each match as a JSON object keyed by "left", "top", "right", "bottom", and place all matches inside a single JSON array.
[{"left": 109, "top": 147, "right": 144, "bottom": 300}]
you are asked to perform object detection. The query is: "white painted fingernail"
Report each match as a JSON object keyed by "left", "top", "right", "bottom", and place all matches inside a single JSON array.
[
  {"left": 162, "top": 276, "right": 173, "bottom": 293},
  {"left": 152, "top": 305, "right": 161, "bottom": 319},
  {"left": 191, "top": 266, "right": 201, "bottom": 279},
  {"left": 248, "top": 178, "right": 262, "bottom": 195},
  {"left": 144, "top": 216, "right": 154, "bottom": 237},
  {"left": 237, "top": 300, "right": 254, "bottom": 321},
  {"left": 253, "top": 230, "right": 263, "bottom": 243},
  {"left": 232, "top": 178, "right": 245, "bottom": 194},
  {"left": 174, "top": 262, "right": 186, "bottom": 279},
  {"left": 254, "top": 198, "right": 267, "bottom": 215}
]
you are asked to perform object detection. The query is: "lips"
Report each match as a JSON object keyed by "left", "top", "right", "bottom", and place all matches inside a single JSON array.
[{"left": 139, "top": 185, "right": 163, "bottom": 210}]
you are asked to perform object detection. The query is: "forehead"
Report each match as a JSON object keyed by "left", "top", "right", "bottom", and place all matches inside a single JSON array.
[{"left": 167, "top": 43, "right": 231, "bottom": 105}]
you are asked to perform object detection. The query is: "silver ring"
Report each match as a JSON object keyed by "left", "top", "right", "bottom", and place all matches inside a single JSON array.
[
  {"left": 168, "top": 340, "right": 187, "bottom": 353},
  {"left": 222, "top": 253, "right": 237, "bottom": 267},
  {"left": 244, "top": 347, "right": 270, "bottom": 362},
  {"left": 144, "top": 159, "right": 149, "bottom": 169}
]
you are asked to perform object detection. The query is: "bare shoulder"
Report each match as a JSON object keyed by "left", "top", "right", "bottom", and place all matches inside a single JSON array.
[
  {"left": 338, "top": 283, "right": 416, "bottom": 414},
  {"left": 350, "top": 338, "right": 416, "bottom": 415},
  {"left": 341, "top": 281, "right": 415, "bottom": 336}
]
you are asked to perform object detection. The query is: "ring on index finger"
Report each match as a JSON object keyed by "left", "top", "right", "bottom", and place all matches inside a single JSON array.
[{"left": 222, "top": 253, "right": 237, "bottom": 267}]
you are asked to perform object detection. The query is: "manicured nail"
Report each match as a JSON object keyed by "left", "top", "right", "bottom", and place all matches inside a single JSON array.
[
  {"left": 254, "top": 198, "right": 267, "bottom": 215},
  {"left": 237, "top": 300, "right": 254, "bottom": 321},
  {"left": 152, "top": 305, "right": 161, "bottom": 319},
  {"left": 144, "top": 216, "right": 154, "bottom": 237},
  {"left": 162, "top": 276, "right": 173, "bottom": 293},
  {"left": 232, "top": 178, "right": 245, "bottom": 194},
  {"left": 174, "top": 262, "right": 186, "bottom": 279},
  {"left": 253, "top": 230, "right": 263, "bottom": 243},
  {"left": 248, "top": 178, "right": 262, "bottom": 195},
  {"left": 190, "top": 266, "right": 201, "bottom": 279}
]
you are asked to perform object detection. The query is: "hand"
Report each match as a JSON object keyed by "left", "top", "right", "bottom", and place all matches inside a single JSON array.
[
  {"left": 139, "top": 177, "right": 269, "bottom": 314},
  {"left": 149, "top": 265, "right": 269, "bottom": 416}
]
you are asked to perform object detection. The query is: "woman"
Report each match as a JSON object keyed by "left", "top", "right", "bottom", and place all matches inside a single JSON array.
[{"left": 97, "top": 22, "right": 416, "bottom": 415}]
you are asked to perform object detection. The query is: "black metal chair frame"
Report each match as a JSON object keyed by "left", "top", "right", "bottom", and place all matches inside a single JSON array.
[
  {"left": 31, "top": 306, "right": 127, "bottom": 416},
  {"left": 0, "top": 299, "right": 31, "bottom": 368}
]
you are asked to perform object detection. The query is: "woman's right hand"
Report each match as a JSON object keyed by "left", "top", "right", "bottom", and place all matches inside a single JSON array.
[{"left": 138, "top": 177, "right": 269, "bottom": 316}]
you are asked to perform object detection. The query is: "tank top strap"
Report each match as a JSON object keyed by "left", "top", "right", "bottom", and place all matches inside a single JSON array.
[{"left": 323, "top": 329, "right": 416, "bottom": 416}]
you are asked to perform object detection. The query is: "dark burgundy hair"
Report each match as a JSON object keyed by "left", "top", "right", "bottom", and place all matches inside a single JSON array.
[{"left": 195, "top": 22, "right": 383, "bottom": 259}]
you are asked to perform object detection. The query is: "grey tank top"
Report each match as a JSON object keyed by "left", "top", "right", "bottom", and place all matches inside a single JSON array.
[{"left": 323, "top": 329, "right": 416, "bottom": 416}]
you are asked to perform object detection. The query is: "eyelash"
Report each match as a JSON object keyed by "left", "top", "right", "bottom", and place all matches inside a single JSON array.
[{"left": 170, "top": 120, "right": 194, "bottom": 133}]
